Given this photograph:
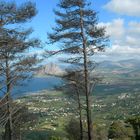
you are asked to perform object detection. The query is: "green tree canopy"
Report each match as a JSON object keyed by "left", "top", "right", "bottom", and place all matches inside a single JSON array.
[{"left": 108, "top": 120, "right": 135, "bottom": 140}]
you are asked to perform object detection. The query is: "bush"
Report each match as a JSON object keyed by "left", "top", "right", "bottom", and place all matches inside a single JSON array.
[
  {"left": 23, "top": 130, "right": 48, "bottom": 140},
  {"left": 108, "top": 120, "right": 135, "bottom": 140},
  {"left": 65, "top": 119, "right": 80, "bottom": 140}
]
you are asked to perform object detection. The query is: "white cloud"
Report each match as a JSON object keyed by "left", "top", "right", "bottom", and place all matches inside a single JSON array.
[
  {"left": 129, "top": 21, "right": 140, "bottom": 28},
  {"left": 97, "top": 19, "right": 140, "bottom": 60},
  {"left": 106, "top": 45, "right": 140, "bottom": 55},
  {"left": 125, "top": 36, "right": 140, "bottom": 47},
  {"left": 128, "top": 21, "right": 140, "bottom": 37},
  {"left": 99, "top": 19, "right": 125, "bottom": 41},
  {"left": 99, "top": 19, "right": 140, "bottom": 47},
  {"left": 95, "top": 45, "right": 140, "bottom": 61},
  {"left": 104, "top": 0, "right": 140, "bottom": 17}
]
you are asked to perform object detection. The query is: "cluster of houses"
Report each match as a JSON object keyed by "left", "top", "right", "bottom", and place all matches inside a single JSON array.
[{"left": 16, "top": 91, "right": 140, "bottom": 130}]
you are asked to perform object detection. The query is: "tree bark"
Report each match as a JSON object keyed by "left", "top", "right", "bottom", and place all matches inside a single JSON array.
[
  {"left": 4, "top": 56, "right": 13, "bottom": 140},
  {"left": 79, "top": 8, "right": 93, "bottom": 140},
  {"left": 76, "top": 86, "right": 83, "bottom": 140}
]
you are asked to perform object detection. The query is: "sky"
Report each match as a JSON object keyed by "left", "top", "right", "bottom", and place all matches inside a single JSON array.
[{"left": 13, "top": 0, "right": 140, "bottom": 61}]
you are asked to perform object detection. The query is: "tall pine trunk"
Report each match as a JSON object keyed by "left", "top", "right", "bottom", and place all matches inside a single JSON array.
[
  {"left": 80, "top": 7, "right": 93, "bottom": 140},
  {"left": 83, "top": 43, "right": 93, "bottom": 140}
]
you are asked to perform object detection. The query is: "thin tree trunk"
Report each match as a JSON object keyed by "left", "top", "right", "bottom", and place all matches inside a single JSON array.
[
  {"left": 4, "top": 120, "right": 11, "bottom": 140},
  {"left": 79, "top": 8, "right": 93, "bottom": 140},
  {"left": 78, "top": 95, "right": 83, "bottom": 140},
  {"left": 76, "top": 86, "right": 83, "bottom": 140},
  {"left": 4, "top": 56, "right": 13, "bottom": 140}
]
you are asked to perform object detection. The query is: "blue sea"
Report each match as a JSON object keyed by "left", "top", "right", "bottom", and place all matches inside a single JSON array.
[{"left": 0, "top": 76, "right": 62, "bottom": 98}]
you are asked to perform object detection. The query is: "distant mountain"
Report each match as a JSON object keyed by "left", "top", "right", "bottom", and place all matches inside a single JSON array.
[
  {"left": 99, "top": 59, "right": 140, "bottom": 70},
  {"left": 36, "top": 59, "right": 140, "bottom": 83},
  {"left": 36, "top": 63, "right": 65, "bottom": 76},
  {"left": 95, "top": 59, "right": 140, "bottom": 84},
  {"left": 99, "top": 60, "right": 122, "bottom": 69},
  {"left": 118, "top": 59, "right": 140, "bottom": 69}
]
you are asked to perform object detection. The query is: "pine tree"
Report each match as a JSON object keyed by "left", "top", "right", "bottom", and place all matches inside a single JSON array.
[
  {"left": 48, "top": 0, "right": 108, "bottom": 139},
  {"left": 0, "top": 1, "right": 40, "bottom": 140}
]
